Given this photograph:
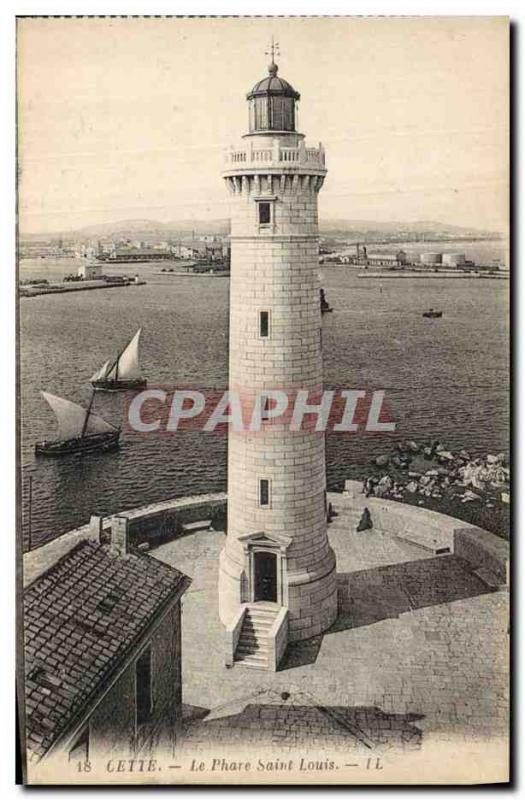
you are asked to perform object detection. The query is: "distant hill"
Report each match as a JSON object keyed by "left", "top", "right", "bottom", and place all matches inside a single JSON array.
[
  {"left": 318, "top": 219, "right": 503, "bottom": 238},
  {"left": 20, "top": 217, "right": 503, "bottom": 241},
  {"left": 74, "top": 218, "right": 231, "bottom": 237}
]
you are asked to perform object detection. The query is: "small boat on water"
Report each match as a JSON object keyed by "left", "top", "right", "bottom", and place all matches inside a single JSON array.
[
  {"left": 91, "top": 328, "right": 147, "bottom": 391},
  {"left": 422, "top": 309, "right": 443, "bottom": 318},
  {"left": 35, "top": 391, "right": 120, "bottom": 456}
]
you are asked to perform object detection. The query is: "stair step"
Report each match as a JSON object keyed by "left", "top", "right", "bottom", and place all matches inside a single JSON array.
[
  {"left": 235, "top": 643, "right": 270, "bottom": 655},
  {"left": 238, "top": 635, "right": 269, "bottom": 646},
  {"left": 237, "top": 639, "right": 268, "bottom": 650},
  {"left": 238, "top": 633, "right": 268, "bottom": 643},
  {"left": 235, "top": 654, "right": 269, "bottom": 666},
  {"left": 246, "top": 620, "right": 275, "bottom": 627},
  {"left": 243, "top": 626, "right": 274, "bottom": 634}
]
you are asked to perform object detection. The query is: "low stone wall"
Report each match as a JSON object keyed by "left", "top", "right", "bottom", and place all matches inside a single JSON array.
[
  {"left": 341, "top": 480, "right": 504, "bottom": 557},
  {"left": 23, "top": 493, "right": 227, "bottom": 587},
  {"left": 454, "top": 527, "right": 509, "bottom": 585},
  {"left": 343, "top": 481, "right": 462, "bottom": 551},
  {"left": 118, "top": 493, "right": 227, "bottom": 548},
  {"left": 270, "top": 607, "right": 289, "bottom": 671},
  {"left": 224, "top": 606, "right": 246, "bottom": 668}
]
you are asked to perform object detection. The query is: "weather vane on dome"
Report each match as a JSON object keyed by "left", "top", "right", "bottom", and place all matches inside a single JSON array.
[{"left": 265, "top": 36, "right": 280, "bottom": 70}]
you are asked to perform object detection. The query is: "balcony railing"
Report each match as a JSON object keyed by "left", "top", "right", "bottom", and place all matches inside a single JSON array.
[{"left": 225, "top": 141, "right": 325, "bottom": 169}]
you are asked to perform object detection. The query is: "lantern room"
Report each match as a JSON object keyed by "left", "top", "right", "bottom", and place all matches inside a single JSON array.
[{"left": 246, "top": 61, "right": 300, "bottom": 134}]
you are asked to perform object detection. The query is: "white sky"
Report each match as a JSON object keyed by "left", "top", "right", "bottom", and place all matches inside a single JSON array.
[{"left": 17, "top": 16, "right": 509, "bottom": 234}]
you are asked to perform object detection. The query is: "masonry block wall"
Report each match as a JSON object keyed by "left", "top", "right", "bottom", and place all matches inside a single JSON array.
[{"left": 219, "top": 130, "right": 338, "bottom": 642}]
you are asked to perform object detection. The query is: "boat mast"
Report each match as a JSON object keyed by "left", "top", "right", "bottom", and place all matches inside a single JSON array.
[
  {"left": 106, "top": 338, "right": 129, "bottom": 383},
  {"left": 80, "top": 389, "right": 96, "bottom": 439}
]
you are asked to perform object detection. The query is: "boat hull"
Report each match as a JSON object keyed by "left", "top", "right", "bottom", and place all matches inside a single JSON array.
[
  {"left": 422, "top": 311, "right": 443, "bottom": 318},
  {"left": 35, "top": 430, "right": 120, "bottom": 457},
  {"left": 91, "top": 378, "right": 147, "bottom": 392}
]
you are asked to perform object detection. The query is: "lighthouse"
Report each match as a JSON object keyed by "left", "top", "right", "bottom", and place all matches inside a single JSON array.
[{"left": 219, "top": 51, "right": 338, "bottom": 670}]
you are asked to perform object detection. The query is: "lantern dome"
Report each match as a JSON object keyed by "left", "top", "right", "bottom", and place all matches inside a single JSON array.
[{"left": 246, "top": 62, "right": 300, "bottom": 133}]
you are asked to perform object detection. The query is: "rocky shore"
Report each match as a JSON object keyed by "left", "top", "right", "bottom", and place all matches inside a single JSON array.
[{"left": 361, "top": 440, "right": 510, "bottom": 540}]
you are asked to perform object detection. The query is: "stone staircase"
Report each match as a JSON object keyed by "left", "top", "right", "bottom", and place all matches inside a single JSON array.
[{"left": 234, "top": 603, "right": 279, "bottom": 669}]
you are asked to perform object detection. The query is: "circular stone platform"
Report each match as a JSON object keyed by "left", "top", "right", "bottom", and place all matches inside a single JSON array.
[{"left": 151, "top": 492, "right": 509, "bottom": 757}]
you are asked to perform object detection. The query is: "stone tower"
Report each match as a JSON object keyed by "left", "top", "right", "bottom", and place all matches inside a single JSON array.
[{"left": 219, "top": 56, "right": 337, "bottom": 669}]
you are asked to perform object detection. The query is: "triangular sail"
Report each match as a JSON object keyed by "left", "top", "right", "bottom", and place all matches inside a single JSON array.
[
  {"left": 106, "top": 328, "right": 142, "bottom": 381},
  {"left": 90, "top": 360, "right": 110, "bottom": 382},
  {"left": 41, "top": 391, "right": 116, "bottom": 440}
]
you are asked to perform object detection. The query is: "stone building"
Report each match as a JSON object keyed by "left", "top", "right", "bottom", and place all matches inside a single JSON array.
[
  {"left": 23, "top": 525, "right": 191, "bottom": 767},
  {"left": 219, "top": 56, "right": 338, "bottom": 669},
  {"left": 77, "top": 261, "right": 102, "bottom": 280}
]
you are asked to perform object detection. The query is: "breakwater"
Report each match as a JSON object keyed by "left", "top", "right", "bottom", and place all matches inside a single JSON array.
[
  {"left": 19, "top": 279, "right": 146, "bottom": 297},
  {"left": 357, "top": 271, "right": 508, "bottom": 279}
]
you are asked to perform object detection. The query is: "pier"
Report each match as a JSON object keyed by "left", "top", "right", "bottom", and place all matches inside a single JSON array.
[
  {"left": 19, "top": 277, "right": 146, "bottom": 297},
  {"left": 357, "top": 270, "right": 508, "bottom": 280}
]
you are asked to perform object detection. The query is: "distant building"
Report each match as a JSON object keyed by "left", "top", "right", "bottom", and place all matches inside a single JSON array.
[
  {"left": 98, "top": 248, "right": 173, "bottom": 262},
  {"left": 77, "top": 261, "right": 102, "bottom": 280},
  {"left": 366, "top": 250, "right": 407, "bottom": 266},
  {"left": 24, "top": 525, "right": 191, "bottom": 766},
  {"left": 341, "top": 244, "right": 408, "bottom": 267},
  {"left": 442, "top": 252, "right": 466, "bottom": 267},
  {"left": 419, "top": 252, "right": 442, "bottom": 266}
]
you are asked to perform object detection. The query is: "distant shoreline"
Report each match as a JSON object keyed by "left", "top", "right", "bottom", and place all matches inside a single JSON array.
[{"left": 357, "top": 270, "right": 508, "bottom": 280}]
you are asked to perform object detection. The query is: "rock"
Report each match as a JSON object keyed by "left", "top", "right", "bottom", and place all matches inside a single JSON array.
[
  {"left": 375, "top": 475, "right": 394, "bottom": 497},
  {"left": 486, "top": 454, "right": 498, "bottom": 464},
  {"left": 406, "top": 481, "right": 418, "bottom": 493},
  {"left": 399, "top": 461, "right": 409, "bottom": 470},
  {"left": 420, "top": 475, "right": 432, "bottom": 486},
  {"left": 406, "top": 440, "right": 419, "bottom": 453},
  {"left": 423, "top": 447, "right": 433, "bottom": 459},
  {"left": 391, "top": 455, "right": 402, "bottom": 467},
  {"left": 501, "top": 491, "right": 510, "bottom": 504},
  {"left": 425, "top": 469, "right": 439, "bottom": 477},
  {"left": 461, "top": 490, "right": 481, "bottom": 503},
  {"left": 375, "top": 454, "right": 390, "bottom": 467},
  {"left": 459, "top": 450, "right": 470, "bottom": 460},
  {"left": 434, "top": 441, "right": 445, "bottom": 453},
  {"left": 461, "top": 463, "right": 486, "bottom": 491},
  {"left": 431, "top": 492, "right": 442, "bottom": 499},
  {"left": 408, "top": 471, "right": 421, "bottom": 478},
  {"left": 496, "top": 452, "right": 507, "bottom": 464},
  {"left": 437, "top": 450, "right": 454, "bottom": 461}
]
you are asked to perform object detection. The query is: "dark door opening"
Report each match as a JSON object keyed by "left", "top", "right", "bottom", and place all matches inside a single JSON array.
[{"left": 254, "top": 551, "right": 277, "bottom": 602}]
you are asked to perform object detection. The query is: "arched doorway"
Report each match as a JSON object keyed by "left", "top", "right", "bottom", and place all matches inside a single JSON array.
[{"left": 253, "top": 551, "right": 277, "bottom": 602}]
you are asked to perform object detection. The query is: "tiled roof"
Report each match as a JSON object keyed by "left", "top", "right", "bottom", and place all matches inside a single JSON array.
[{"left": 23, "top": 540, "right": 190, "bottom": 760}]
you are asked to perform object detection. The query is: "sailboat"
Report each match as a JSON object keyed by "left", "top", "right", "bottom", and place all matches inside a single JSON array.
[
  {"left": 91, "top": 328, "right": 147, "bottom": 391},
  {"left": 35, "top": 391, "right": 120, "bottom": 456}
]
